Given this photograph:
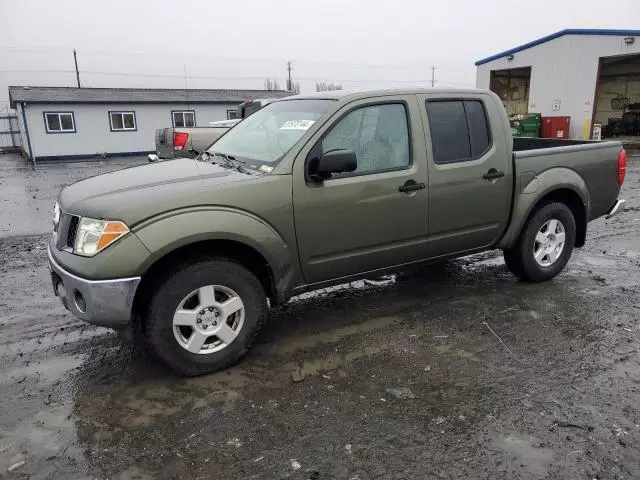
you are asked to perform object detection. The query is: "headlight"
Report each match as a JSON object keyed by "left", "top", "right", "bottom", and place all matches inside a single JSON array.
[{"left": 74, "top": 217, "right": 129, "bottom": 257}]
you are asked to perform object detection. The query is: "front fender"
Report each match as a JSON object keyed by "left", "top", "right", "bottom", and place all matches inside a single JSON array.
[
  {"left": 134, "top": 207, "right": 295, "bottom": 294},
  {"left": 497, "top": 167, "right": 590, "bottom": 249}
]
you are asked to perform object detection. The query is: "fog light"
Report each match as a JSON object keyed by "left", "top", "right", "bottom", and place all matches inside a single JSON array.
[
  {"left": 56, "top": 281, "right": 66, "bottom": 299},
  {"left": 74, "top": 289, "right": 86, "bottom": 313}
]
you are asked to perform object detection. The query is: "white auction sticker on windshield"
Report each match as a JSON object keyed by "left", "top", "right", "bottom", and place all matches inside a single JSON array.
[{"left": 280, "top": 120, "right": 316, "bottom": 130}]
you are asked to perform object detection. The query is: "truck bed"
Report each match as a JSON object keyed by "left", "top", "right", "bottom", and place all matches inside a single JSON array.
[{"left": 513, "top": 137, "right": 623, "bottom": 220}]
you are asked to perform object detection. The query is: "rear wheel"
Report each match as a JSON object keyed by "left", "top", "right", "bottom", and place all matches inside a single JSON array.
[
  {"left": 503, "top": 202, "right": 576, "bottom": 282},
  {"left": 144, "top": 257, "right": 267, "bottom": 376}
]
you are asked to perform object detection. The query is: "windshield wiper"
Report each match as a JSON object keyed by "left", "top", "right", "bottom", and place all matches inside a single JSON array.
[{"left": 205, "top": 151, "right": 247, "bottom": 173}]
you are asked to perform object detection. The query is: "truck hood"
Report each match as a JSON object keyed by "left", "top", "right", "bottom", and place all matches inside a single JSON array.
[{"left": 59, "top": 158, "right": 256, "bottom": 225}]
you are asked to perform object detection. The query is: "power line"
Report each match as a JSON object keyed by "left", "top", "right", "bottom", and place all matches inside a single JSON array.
[
  {"left": 0, "top": 44, "right": 472, "bottom": 75},
  {"left": 0, "top": 69, "right": 475, "bottom": 87}
]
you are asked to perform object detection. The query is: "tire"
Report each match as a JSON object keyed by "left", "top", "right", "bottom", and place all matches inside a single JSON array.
[
  {"left": 503, "top": 202, "right": 576, "bottom": 282},
  {"left": 144, "top": 257, "right": 267, "bottom": 376}
]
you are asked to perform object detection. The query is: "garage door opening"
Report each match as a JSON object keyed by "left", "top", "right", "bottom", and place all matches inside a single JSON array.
[
  {"left": 489, "top": 67, "right": 531, "bottom": 116},
  {"left": 594, "top": 53, "right": 640, "bottom": 142}
]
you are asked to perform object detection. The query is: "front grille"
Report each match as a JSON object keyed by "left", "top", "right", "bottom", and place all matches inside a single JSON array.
[
  {"left": 66, "top": 215, "right": 79, "bottom": 249},
  {"left": 55, "top": 213, "right": 79, "bottom": 251}
]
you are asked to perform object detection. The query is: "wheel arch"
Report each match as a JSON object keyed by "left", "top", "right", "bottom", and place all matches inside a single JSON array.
[
  {"left": 132, "top": 238, "right": 278, "bottom": 324},
  {"left": 498, "top": 168, "right": 589, "bottom": 249},
  {"left": 131, "top": 209, "right": 299, "bottom": 323}
]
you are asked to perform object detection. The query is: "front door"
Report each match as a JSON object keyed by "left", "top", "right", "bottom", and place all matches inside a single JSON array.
[
  {"left": 293, "top": 97, "right": 429, "bottom": 284},
  {"left": 418, "top": 93, "right": 513, "bottom": 257}
]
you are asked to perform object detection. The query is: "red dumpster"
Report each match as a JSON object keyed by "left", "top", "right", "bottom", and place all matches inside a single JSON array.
[{"left": 541, "top": 116, "right": 571, "bottom": 139}]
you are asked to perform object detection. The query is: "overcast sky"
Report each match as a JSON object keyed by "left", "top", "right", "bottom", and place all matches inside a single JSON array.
[{"left": 1, "top": 0, "right": 639, "bottom": 110}]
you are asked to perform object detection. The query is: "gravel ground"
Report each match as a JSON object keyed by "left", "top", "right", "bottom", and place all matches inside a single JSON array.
[{"left": 0, "top": 154, "right": 639, "bottom": 479}]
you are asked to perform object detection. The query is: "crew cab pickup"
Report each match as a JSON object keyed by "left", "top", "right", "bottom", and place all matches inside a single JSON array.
[{"left": 49, "top": 89, "right": 627, "bottom": 376}]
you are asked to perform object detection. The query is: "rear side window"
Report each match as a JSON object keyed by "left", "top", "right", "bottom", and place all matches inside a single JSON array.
[
  {"left": 426, "top": 100, "right": 491, "bottom": 163},
  {"left": 465, "top": 101, "right": 490, "bottom": 157}
]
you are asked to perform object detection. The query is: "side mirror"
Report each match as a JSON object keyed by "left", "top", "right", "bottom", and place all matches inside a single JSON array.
[
  {"left": 147, "top": 154, "right": 159, "bottom": 163},
  {"left": 309, "top": 149, "right": 357, "bottom": 181}
]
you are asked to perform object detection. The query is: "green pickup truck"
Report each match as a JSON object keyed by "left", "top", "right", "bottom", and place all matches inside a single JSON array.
[{"left": 49, "top": 89, "right": 627, "bottom": 376}]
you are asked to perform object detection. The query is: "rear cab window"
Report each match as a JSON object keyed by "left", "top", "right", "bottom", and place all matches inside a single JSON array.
[{"left": 425, "top": 99, "right": 491, "bottom": 164}]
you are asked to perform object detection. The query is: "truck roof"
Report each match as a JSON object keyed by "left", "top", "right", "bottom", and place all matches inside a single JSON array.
[{"left": 278, "top": 88, "right": 492, "bottom": 102}]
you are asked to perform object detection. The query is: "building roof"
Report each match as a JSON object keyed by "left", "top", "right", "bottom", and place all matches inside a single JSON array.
[
  {"left": 475, "top": 29, "right": 640, "bottom": 66},
  {"left": 8, "top": 86, "right": 291, "bottom": 108}
]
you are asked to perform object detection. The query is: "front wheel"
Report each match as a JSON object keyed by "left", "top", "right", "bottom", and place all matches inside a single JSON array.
[
  {"left": 503, "top": 202, "right": 576, "bottom": 282},
  {"left": 144, "top": 257, "right": 267, "bottom": 376}
]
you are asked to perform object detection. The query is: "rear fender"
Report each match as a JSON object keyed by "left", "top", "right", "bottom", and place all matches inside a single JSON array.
[{"left": 497, "top": 167, "right": 590, "bottom": 249}]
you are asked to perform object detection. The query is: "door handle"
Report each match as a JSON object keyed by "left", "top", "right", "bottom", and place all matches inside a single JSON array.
[
  {"left": 398, "top": 180, "right": 426, "bottom": 193},
  {"left": 483, "top": 169, "right": 505, "bottom": 180}
]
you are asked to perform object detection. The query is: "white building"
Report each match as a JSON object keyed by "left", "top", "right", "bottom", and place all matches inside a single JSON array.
[
  {"left": 475, "top": 29, "right": 640, "bottom": 140},
  {"left": 8, "top": 86, "right": 290, "bottom": 161}
]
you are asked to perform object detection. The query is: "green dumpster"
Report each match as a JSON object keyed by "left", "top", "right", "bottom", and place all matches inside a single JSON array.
[{"left": 510, "top": 113, "right": 541, "bottom": 138}]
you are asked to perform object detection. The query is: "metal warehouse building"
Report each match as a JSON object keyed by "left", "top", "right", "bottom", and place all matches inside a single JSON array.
[
  {"left": 475, "top": 29, "right": 640, "bottom": 140},
  {"left": 8, "top": 86, "right": 290, "bottom": 161}
]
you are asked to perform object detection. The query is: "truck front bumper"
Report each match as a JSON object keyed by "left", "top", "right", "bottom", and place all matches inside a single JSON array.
[{"left": 48, "top": 247, "right": 140, "bottom": 329}]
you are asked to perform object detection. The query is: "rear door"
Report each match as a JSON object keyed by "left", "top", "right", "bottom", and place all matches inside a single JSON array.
[
  {"left": 417, "top": 93, "right": 512, "bottom": 257},
  {"left": 292, "top": 95, "right": 430, "bottom": 284}
]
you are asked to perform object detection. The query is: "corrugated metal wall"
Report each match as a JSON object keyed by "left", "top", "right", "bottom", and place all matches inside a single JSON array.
[{"left": 476, "top": 35, "right": 640, "bottom": 139}]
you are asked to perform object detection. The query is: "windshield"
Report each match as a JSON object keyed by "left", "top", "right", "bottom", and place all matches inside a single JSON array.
[{"left": 208, "top": 99, "right": 335, "bottom": 166}]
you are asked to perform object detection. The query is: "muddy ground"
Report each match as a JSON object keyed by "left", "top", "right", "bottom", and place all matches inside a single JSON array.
[{"left": 0, "top": 154, "right": 639, "bottom": 479}]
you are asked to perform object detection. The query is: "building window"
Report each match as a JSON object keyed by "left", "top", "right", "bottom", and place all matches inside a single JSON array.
[
  {"left": 44, "top": 112, "right": 75, "bottom": 133},
  {"left": 172, "top": 110, "right": 195, "bottom": 127},
  {"left": 109, "top": 111, "right": 136, "bottom": 131},
  {"left": 425, "top": 99, "right": 492, "bottom": 164},
  {"left": 227, "top": 109, "right": 238, "bottom": 120}
]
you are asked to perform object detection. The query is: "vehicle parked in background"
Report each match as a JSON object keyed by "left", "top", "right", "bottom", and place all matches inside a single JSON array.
[
  {"left": 49, "top": 88, "right": 626, "bottom": 376},
  {"left": 154, "top": 98, "right": 285, "bottom": 160},
  {"left": 154, "top": 124, "right": 234, "bottom": 160}
]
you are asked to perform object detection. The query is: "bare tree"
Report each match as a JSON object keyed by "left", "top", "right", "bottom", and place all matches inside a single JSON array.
[
  {"left": 316, "top": 81, "right": 343, "bottom": 92},
  {"left": 264, "top": 78, "right": 281, "bottom": 91},
  {"left": 291, "top": 80, "right": 301, "bottom": 94}
]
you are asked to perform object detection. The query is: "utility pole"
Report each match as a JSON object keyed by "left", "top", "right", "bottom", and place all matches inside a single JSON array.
[
  {"left": 73, "top": 49, "right": 81, "bottom": 88},
  {"left": 286, "top": 60, "right": 293, "bottom": 91},
  {"left": 431, "top": 65, "right": 437, "bottom": 88}
]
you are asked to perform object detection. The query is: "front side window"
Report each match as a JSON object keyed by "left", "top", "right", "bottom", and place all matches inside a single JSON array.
[
  {"left": 227, "top": 109, "right": 238, "bottom": 120},
  {"left": 109, "top": 111, "right": 136, "bottom": 131},
  {"left": 44, "top": 112, "right": 75, "bottom": 133},
  {"left": 209, "top": 99, "right": 335, "bottom": 168},
  {"left": 173, "top": 110, "right": 195, "bottom": 127},
  {"left": 321, "top": 103, "right": 410, "bottom": 175},
  {"left": 426, "top": 99, "right": 491, "bottom": 164}
]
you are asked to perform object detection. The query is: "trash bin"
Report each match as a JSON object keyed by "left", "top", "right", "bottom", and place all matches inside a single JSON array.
[
  {"left": 541, "top": 116, "right": 571, "bottom": 139},
  {"left": 510, "top": 114, "right": 541, "bottom": 137}
]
